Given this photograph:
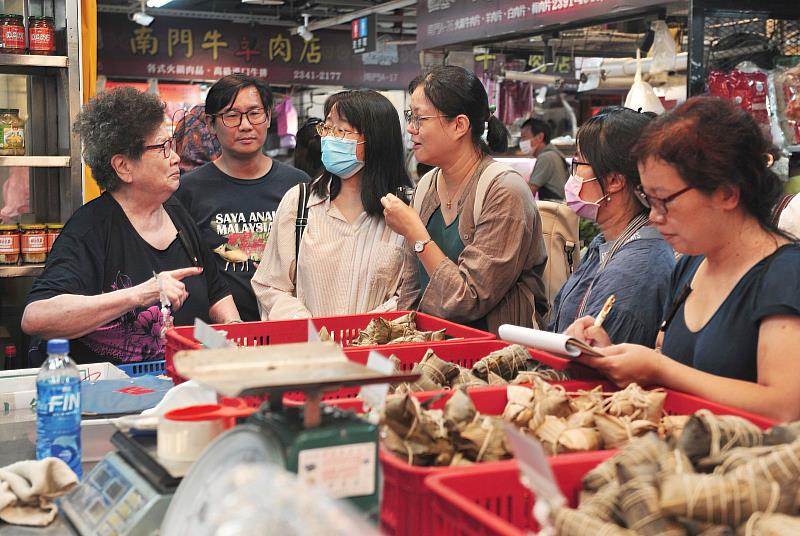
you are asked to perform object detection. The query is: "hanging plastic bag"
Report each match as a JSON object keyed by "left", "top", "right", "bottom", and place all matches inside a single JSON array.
[
  {"left": 648, "top": 20, "right": 678, "bottom": 75},
  {"left": 625, "top": 49, "right": 665, "bottom": 115},
  {"left": 275, "top": 95, "right": 298, "bottom": 149}
]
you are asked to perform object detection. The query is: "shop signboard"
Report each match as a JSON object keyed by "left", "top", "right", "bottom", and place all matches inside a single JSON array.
[
  {"left": 351, "top": 14, "right": 377, "bottom": 54},
  {"left": 98, "top": 14, "right": 419, "bottom": 89},
  {"left": 417, "top": 0, "right": 674, "bottom": 50}
]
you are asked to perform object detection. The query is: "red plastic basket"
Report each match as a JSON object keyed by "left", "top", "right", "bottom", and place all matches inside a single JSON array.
[
  {"left": 164, "top": 311, "right": 494, "bottom": 383},
  {"left": 282, "top": 340, "right": 601, "bottom": 403},
  {"left": 323, "top": 384, "right": 776, "bottom": 536},
  {"left": 424, "top": 454, "right": 615, "bottom": 536}
]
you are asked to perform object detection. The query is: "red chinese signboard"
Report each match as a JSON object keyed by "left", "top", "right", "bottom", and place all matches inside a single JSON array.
[
  {"left": 98, "top": 14, "right": 420, "bottom": 89},
  {"left": 417, "top": 0, "right": 674, "bottom": 50}
]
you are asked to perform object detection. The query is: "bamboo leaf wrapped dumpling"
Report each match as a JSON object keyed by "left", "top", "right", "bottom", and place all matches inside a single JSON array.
[{"left": 678, "top": 410, "right": 763, "bottom": 463}]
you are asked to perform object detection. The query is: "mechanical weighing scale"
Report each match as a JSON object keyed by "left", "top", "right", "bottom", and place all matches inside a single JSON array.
[{"left": 57, "top": 341, "right": 417, "bottom": 535}]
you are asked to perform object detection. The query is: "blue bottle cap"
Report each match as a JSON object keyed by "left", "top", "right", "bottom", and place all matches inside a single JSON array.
[{"left": 46, "top": 339, "right": 69, "bottom": 354}]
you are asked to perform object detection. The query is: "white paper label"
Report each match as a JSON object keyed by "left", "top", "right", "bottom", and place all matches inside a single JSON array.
[
  {"left": 297, "top": 442, "right": 376, "bottom": 498},
  {"left": 358, "top": 350, "right": 394, "bottom": 410}
]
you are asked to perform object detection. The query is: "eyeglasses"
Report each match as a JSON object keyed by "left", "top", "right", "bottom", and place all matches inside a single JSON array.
[
  {"left": 403, "top": 109, "right": 447, "bottom": 131},
  {"left": 144, "top": 138, "right": 174, "bottom": 158},
  {"left": 315, "top": 122, "right": 361, "bottom": 140},
  {"left": 635, "top": 184, "right": 694, "bottom": 215},
  {"left": 214, "top": 108, "right": 268, "bottom": 128},
  {"left": 570, "top": 159, "right": 591, "bottom": 176}
]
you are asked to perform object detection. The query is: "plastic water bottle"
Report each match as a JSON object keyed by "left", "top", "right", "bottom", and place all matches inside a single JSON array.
[{"left": 36, "top": 339, "right": 82, "bottom": 479}]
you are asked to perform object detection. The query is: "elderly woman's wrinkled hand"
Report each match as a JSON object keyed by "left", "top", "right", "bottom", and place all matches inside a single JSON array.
[
  {"left": 380, "top": 193, "right": 427, "bottom": 241},
  {"left": 136, "top": 266, "right": 202, "bottom": 312},
  {"left": 564, "top": 315, "right": 613, "bottom": 348}
]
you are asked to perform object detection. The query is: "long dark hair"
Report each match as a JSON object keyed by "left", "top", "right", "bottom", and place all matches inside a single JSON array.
[
  {"left": 311, "top": 90, "right": 412, "bottom": 217},
  {"left": 409, "top": 65, "right": 508, "bottom": 155},
  {"left": 577, "top": 106, "right": 655, "bottom": 210},
  {"left": 633, "top": 96, "right": 784, "bottom": 233}
]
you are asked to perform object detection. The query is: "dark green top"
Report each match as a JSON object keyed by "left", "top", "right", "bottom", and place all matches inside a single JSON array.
[{"left": 416, "top": 209, "right": 489, "bottom": 331}]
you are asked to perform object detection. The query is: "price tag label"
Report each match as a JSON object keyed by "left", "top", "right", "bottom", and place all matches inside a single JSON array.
[{"left": 297, "top": 442, "right": 376, "bottom": 498}]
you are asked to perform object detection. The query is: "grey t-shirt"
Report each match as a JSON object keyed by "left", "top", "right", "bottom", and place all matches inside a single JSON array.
[{"left": 529, "top": 144, "right": 568, "bottom": 201}]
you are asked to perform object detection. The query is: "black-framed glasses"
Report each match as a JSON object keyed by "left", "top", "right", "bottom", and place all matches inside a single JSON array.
[
  {"left": 144, "top": 138, "right": 174, "bottom": 158},
  {"left": 635, "top": 184, "right": 694, "bottom": 215},
  {"left": 215, "top": 108, "right": 268, "bottom": 128},
  {"left": 315, "top": 122, "right": 361, "bottom": 140},
  {"left": 570, "top": 159, "right": 591, "bottom": 176},
  {"left": 403, "top": 109, "right": 447, "bottom": 131}
]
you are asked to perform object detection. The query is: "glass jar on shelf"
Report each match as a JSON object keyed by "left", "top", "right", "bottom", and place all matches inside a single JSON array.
[
  {"left": 0, "top": 14, "right": 26, "bottom": 54},
  {"left": 0, "top": 224, "right": 20, "bottom": 265},
  {"left": 20, "top": 224, "right": 47, "bottom": 264},
  {"left": 29, "top": 17, "right": 55, "bottom": 55},
  {"left": 46, "top": 223, "right": 62, "bottom": 252},
  {"left": 0, "top": 109, "right": 25, "bottom": 156}
]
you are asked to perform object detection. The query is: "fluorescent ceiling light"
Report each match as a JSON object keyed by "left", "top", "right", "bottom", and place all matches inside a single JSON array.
[
  {"left": 241, "top": 0, "right": 285, "bottom": 4},
  {"left": 146, "top": 0, "right": 173, "bottom": 7}
]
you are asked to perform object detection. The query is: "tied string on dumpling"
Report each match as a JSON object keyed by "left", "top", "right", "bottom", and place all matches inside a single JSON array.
[{"left": 696, "top": 409, "right": 764, "bottom": 458}]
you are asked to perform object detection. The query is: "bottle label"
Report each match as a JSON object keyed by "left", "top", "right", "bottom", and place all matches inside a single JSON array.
[
  {"left": 2, "top": 126, "right": 23, "bottom": 149},
  {"left": 47, "top": 231, "right": 59, "bottom": 251},
  {"left": 22, "top": 232, "right": 46, "bottom": 253},
  {"left": 2, "top": 26, "right": 25, "bottom": 50},
  {"left": 30, "top": 27, "right": 54, "bottom": 51},
  {"left": 37, "top": 379, "right": 82, "bottom": 479},
  {"left": 0, "top": 234, "right": 19, "bottom": 254}
]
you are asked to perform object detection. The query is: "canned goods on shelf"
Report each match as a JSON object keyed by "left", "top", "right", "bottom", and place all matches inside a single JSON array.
[
  {"left": 46, "top": 223, "right": 62, "bottom": 252},
  {"left": 0, "top": 14, "right": 26, "bottom": 54},
  {"left": 20, "top": 224, "right": 47, "bottom": 264},
  {"left": 29, "top": 16, "right": 55, "bottom": 55},
  {"left": 0, "top": 224, "right": 20, "bottom": 265}
]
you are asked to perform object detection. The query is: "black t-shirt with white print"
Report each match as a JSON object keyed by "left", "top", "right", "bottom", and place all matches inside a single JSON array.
[
  {"left": 27, "top": 192, "right": 231, "bottom": 365},
  {"left": 175, "top": 160, "right": 309, "bottom": 321}
]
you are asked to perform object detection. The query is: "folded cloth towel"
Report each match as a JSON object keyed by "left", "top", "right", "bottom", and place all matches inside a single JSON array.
[{"left": 0, "top": 458, "right": 78, "bottom": 526}]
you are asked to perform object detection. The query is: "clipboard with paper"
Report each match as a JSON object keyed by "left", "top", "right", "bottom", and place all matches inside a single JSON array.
[{"left": 498, "top": 325, "right": 603, "bottom": 358}]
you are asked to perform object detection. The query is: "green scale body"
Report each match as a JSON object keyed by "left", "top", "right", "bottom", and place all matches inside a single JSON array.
[{"left": 246, "top": 403, "right": 380, "bottom": 516}]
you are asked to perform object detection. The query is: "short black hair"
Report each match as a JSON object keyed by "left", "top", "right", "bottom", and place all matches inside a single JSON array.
[
  {"left": 312, "top": 90, "right": 412, "bottom": 217},
  {"left": 577, "top": 106, "right": 655, "bottom": 204},
  {"left": 73, "top": 87, "right": 165, "bottom": 191},
  {"left": 409, "top": 65, "right": 508, "bottom": 154},
  {"left": 205, "top": 73, "right": 273, "bottom": 118},
  {"left": 521, "top": 118, "right": 551, "bottom": 144}
]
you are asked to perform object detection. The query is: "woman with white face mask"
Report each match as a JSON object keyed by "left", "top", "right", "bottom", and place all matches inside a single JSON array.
[
  {"left": 551, "top": 107, "right": 675, "bottom": 346},
  {"left": 251, "top": 90, "right": 412, "bottom": 319}
]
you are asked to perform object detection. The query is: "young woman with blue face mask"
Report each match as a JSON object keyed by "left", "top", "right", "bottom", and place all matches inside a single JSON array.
[
  {"left": 251, "top": 90, "right": 413, "bottom": 319},
  {"left": 551, "top": 107, "right": 675, "bottom": 347}
]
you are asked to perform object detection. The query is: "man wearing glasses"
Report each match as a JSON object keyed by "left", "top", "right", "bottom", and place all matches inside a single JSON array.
[{"left": 176, "top": 74, "right": 309, "bottom": 321}]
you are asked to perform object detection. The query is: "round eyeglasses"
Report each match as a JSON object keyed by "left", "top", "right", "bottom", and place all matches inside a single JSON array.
[
  {"left": 315, "top": 122, "right": 361, "bottom": 140},
  {"left": 215, "top": 108, "right": 268, "bottom": 128},
  {"left": 144, "top": 138, "right": 175, "bottom": 158},
  {"left": 403, "top": 109, "right": 447, "bottom": 131}
]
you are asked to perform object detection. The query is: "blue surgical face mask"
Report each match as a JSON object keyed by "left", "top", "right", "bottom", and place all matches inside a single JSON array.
[{"left": 321, "top": 136, "right": 364, "bottom": 179}]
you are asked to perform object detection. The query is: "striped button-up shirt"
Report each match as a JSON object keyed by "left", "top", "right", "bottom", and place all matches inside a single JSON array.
[{"left": 252, "top": 183, "right": 406, "bottom": 319}]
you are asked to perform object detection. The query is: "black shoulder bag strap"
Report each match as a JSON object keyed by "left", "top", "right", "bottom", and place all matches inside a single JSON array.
[{"left": 295, "top": 182, "right": 311, "bottom": 267}]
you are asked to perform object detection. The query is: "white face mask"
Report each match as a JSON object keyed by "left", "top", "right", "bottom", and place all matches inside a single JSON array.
[{"left": 519, "top": 139, "right": 533, "bottom": 155}]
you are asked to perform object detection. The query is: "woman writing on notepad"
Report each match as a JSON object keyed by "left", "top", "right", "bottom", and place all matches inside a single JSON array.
[
  {"left": 553, "top": 107, "right": 675, "bottom": 346},
  {"left": 569, "top": 97, "right": 800, "bottom": 422}
]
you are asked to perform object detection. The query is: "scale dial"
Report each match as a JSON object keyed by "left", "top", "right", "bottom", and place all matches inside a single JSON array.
[{"left": 160, "top": 425, "right": 284, "bottom": 535}]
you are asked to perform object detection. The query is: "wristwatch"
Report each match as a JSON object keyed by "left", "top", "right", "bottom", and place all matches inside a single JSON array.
[{"left": 414, "top": 238, "right": 432, "bottom": 253}]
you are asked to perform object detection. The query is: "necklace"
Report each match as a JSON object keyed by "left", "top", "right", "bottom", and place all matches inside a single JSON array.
[{"left": 440, "top": 159, "right": 480, "bottom": 209}]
